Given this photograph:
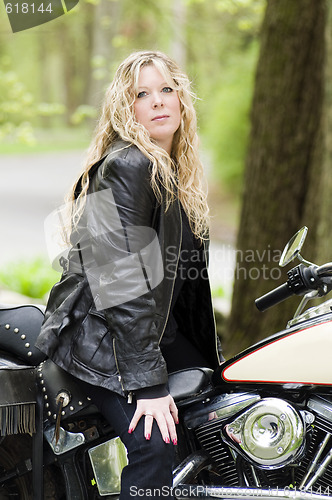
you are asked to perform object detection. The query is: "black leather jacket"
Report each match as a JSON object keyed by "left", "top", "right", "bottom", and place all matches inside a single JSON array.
[{"left": 36, "top": 141, "right": 221, "bottom": 396}]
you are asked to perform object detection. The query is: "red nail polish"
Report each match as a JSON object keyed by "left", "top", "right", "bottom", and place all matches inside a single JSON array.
[
  {"left": 165, "top": 437, "right": 170, "bottom": 444},
  {"left": 128, "top": 428, "right": 133, "bottom": 434},
  {"left": 172, "top": 438, "right": 177, "bottom": 445},
  {"left": 145, "top": 433, "right": 151, "bottom": 440}
]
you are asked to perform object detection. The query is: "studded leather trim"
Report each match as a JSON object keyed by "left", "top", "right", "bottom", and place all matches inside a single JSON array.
[{"left": 37, "top": 359, "right": 93, "bottom": 422}]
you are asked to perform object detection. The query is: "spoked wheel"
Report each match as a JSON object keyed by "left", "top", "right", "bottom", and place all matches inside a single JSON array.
[
  {"left": 0, "top": 436, "right": 30, "bottom": 499},
  {"left": 0, "top": 435, "right": 64, "bottom": 500}
]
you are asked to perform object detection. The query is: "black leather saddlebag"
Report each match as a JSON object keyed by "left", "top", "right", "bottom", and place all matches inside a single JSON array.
[{"left": 0, "top": 354, "right": 36, "bottom": 435}]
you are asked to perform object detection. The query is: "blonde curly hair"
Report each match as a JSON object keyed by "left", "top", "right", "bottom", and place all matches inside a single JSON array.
[{"left": 68, "top": 50, "right": 209, "bottom": 240}]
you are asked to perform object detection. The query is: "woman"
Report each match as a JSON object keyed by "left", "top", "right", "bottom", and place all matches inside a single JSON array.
[{"left": 36, "top": 50, "right": 222, "bottom": 499}]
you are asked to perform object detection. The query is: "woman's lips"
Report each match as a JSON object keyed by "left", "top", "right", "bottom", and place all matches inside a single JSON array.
[{"left": 152, "top": 115, "right": 169, "bottom": 121}]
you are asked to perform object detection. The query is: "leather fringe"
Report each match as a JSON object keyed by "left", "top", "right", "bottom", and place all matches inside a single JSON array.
[{"left": 0, "top": 403, "right": 36, "bottom": 436}]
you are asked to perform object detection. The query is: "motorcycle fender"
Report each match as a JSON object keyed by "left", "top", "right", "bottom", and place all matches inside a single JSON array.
[
  {"left": 220, "top": 320, "right": 332, "bottom": 386},
  {"left": 0, "top": 354, "right": 36, "bottom": 435}
]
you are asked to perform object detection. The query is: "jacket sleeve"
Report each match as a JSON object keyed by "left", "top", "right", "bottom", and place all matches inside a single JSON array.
[{"left": 84, "top": 149, "right": 168, "bottom": 393}]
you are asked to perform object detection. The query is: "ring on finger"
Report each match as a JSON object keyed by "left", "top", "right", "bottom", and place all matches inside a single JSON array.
[{"left": 145, "top": 412, "right": 153, "bottom": 417}]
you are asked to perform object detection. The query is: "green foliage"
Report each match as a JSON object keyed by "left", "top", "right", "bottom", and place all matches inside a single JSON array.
[
  {"left": 201, "top": 43, "right": 259, "bottom": 192},
  {"left": 71, "top": 105, "right": 97, "bottom": 125},
  {"left": 0, "top": 56, "right": 36, "bottom": 144},
  {"left": 0, "top": 0, "right": 266, "bottom": 181},
  {"left": 0, "top": 257, "right": 60, "bottom": 300},
  {"left": 211, "top": 285, "right": 226, "bottom": 299},
  {"left": 0, "top": 55, "right": 65, "bottom": 144}
]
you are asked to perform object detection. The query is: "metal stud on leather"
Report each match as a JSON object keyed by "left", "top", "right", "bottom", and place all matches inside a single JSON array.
[
  {"left": 0, "top": 305, "right": 46, "bottom": 364},
  {"left": 38, "top": 359, "right": 93, "bottom": 422}
]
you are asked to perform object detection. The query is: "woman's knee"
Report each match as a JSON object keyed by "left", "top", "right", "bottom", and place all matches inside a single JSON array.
[{"left": 126, "top": 424, "right": 174, "bottom": 468}]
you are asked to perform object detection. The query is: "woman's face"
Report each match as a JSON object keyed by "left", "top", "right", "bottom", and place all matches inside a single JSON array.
[{"left": 134, "top": 64, "right": 181, "bottom": 154}]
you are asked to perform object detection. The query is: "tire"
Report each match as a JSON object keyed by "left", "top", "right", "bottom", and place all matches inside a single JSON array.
[{"left": 0, "top": 435, "right": 64, "bottom": 500}]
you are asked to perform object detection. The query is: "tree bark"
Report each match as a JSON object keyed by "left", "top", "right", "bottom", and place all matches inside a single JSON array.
[
  {"left": 314, "top": 0, "right": 332, "bottom": 265},
  {"left": 226, "top": 0, "right": 327, "bottom": 357}
]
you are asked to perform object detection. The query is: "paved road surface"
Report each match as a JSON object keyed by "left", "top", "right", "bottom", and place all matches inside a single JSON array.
[{"left": 1, "top": 150, "right": 86, "bottom": 264}]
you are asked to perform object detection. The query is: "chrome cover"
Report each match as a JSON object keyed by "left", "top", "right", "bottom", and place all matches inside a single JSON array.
[
  {"left": 174, "top": 484, "right": 332, "bottom": 499},
  {"left": 88, "top": 437, "right": 128, "bottom": 496},
  {"left": 224, "top": 398, "right": 304, "bottom": 468},
  {"left": 308, "top": 395, "right": 332, "bottom": 422},
  {"left": 184, "top": 392, "right": 261, "bottom": 429},
  {"left": 287, "top": 298, "right": 332, "bottom": 328}
]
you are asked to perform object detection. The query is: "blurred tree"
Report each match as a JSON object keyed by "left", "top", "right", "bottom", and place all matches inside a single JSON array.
[
  {"left": 0, "top": 0, "right": 265, "bottom": 156},
  {"left": 169, "top": 0, "right": 187, "bottom": 68},
  {"left": 55, "top": 2, "right": 97, "bottom": 125},
  {"left": 226, "top": 0, "right": 328, "bottom": 357},
  {"left": 0, "top": 55, "right": 64, "bottom": 143},
  {"left": 312, "top": 0, "right": 332, "bottom": 266},
  {"left": 189, "top": 0, "right": 265, "bottom": 190},
  {"left": 87, "top": 0, "right": 122, "bottom": 109}
]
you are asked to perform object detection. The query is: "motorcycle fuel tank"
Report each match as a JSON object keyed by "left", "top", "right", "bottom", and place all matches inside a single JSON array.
[{"left": 219, "top": 319, "right": 332, "bottom": 387}]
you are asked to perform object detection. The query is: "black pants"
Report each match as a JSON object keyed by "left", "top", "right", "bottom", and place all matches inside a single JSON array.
[
  {"left": 83, "top": 331, "right": 209, "bottom": 499},
  {"left": 87, "top": 385, "right": 175, "bottom": 499}
]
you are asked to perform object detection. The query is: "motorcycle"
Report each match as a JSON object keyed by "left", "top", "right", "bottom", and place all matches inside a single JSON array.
[{"left": 1, "top": 226, "right": 332, "bottom": 499}]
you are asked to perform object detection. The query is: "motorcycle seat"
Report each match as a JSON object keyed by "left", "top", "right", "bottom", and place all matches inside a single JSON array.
[
  {"left": 169, "top": 367, "right": 213, "bottom": 403},
  {"left": 0, "top": 304, "right": 46, "bottom": 365}
]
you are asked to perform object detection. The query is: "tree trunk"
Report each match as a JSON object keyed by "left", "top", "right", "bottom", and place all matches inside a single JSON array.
[
  {"left": 38, "top": 38, "right": 52, "bottom": 128},
  {"left": 87, "top": 0, "right": 122, "bottom": 110},
  {"left": 169, "top": 0, "right": 187, "bottom": 69},
  {"left": 225, "top": 0, "right": 327, "bottom": 358},
  {"left": 61, "top": 25, "right": 79, "bottom": 125},
  {"left": 314, "top": 0, "right": 332, "bottom": 265}
]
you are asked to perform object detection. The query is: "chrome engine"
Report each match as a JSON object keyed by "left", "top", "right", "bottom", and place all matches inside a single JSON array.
[
  {"left": 181, "top": 393, "right": 332, "bottom": 497},
  {"left": 223, "top": 397, "right": 305, "bottom": 467}
]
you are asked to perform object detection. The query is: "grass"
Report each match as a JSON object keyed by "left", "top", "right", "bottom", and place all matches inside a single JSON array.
[
  {"left": 0, "top": 126, "right": 91, "bottom": 155},
  {"left": 0, "top": 256, "right": 60, "bottom": 301}
]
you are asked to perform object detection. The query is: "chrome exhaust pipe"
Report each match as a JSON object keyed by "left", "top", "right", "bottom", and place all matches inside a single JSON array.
[
  {"left": 172, "top": 451, "right": 210, "bottom": 487},
  {"left": 173, "top": 485, "right": 331, "bottom": 500}
]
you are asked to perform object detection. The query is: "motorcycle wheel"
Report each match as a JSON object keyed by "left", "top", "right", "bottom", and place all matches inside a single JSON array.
[{"left": 0, "top": 435, "right": 64, "bottom": 500}]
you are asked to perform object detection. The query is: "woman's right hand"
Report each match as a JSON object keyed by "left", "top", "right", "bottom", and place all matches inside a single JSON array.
[{"left": 128, "top": 394, "right": 178, "bottom": 445}]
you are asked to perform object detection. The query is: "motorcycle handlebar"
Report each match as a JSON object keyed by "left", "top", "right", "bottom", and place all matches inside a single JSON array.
[
  {"left": 255, "top": 282, "right": 294, "bottom": 312},
  {"left": 255, "top": 264, "right": 328, "bottom": 312}
]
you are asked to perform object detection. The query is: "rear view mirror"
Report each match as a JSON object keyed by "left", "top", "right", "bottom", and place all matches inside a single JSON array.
[{"left": 279, "top": 226, "right": 308, "bottom": 267}]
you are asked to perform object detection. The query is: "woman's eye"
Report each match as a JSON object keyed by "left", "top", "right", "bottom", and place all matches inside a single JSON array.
[
  {"left": 137, "top": 91, "right": 147, "bottom": 98},
  {"left": 162, "top": 87, "right": 173, "bottom": 93}
]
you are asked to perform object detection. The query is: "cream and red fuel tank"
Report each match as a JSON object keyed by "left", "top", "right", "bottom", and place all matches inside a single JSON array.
[{"left": 217, "top": 317, "right": 332, "bottom": 387}]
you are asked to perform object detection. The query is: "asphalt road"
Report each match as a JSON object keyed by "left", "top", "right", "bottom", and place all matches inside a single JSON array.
[{"left": 1, "top": 150, "right": 86, "bottom": 264}]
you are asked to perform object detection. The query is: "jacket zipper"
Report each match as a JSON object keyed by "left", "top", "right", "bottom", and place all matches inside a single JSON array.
[
  {"left": 158, "top": 198, "right": 182, "bottom": 346},
  {"left": 112, "top": 338, "right": 126, "bottom": 395}
]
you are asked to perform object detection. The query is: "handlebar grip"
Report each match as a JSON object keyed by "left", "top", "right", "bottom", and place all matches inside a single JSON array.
[{"left": 255, "top": 282, "right": 294, "bottom": 312}]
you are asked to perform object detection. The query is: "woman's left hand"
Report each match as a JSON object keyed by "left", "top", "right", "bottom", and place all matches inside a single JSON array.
[{"left": 128, "top": 394, "right": 178, "bottom": 445}]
